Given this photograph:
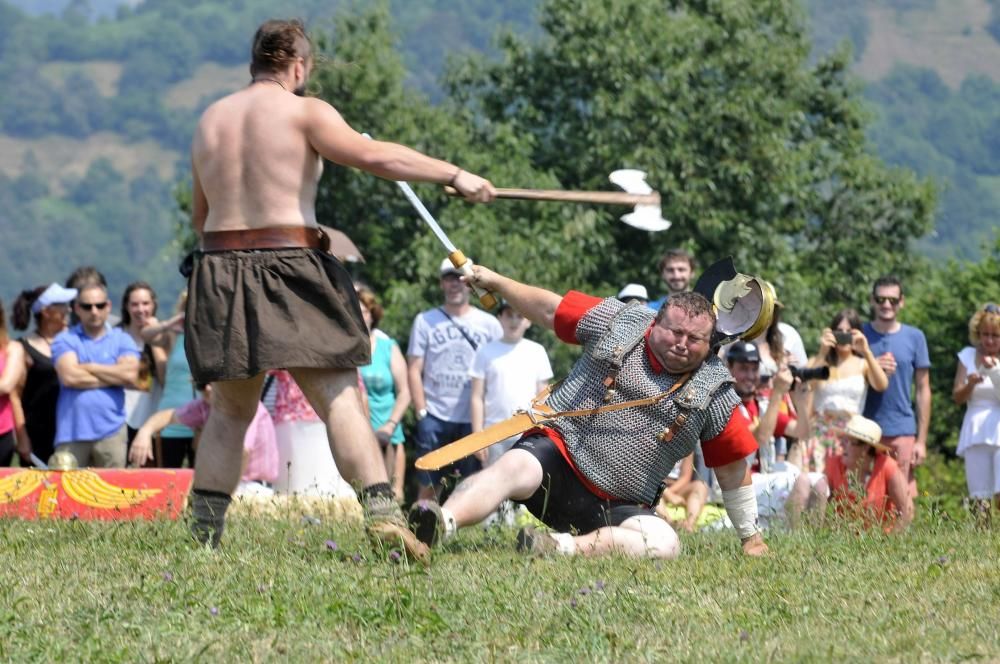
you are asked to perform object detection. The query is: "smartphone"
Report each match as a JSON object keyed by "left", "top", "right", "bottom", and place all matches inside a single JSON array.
[{"left": 834, "top": 330, "right": 853, "bottom": 345}]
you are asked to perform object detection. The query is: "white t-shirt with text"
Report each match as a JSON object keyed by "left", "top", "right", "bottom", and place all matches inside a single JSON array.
[
  {"left": 469, "top": 338, "right": 554, "bottom": 427},
  {"left": 408, "top": 307, "right": 503, "bottom": 422}
]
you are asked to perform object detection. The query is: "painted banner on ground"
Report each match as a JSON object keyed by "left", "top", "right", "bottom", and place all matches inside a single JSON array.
[{"left": 0, "top": 468, "right": 193, "bottom": 520}]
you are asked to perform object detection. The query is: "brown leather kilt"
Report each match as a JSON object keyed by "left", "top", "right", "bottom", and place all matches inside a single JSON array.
[{"left": 184, "top": 247, "right": 370, "bottom": 382}]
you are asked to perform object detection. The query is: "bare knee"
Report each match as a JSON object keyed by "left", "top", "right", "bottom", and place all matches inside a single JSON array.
[
  {"left": 621, "top": 515, "right": 681, "bottom": 559},
  {"left": 488, "top": 449, "right": 543, "bottom": 500}
]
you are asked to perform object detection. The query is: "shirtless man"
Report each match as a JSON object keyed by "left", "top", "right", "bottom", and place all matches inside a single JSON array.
[{"left": 186, "top": 19, "right": 495, "bottom": 560}]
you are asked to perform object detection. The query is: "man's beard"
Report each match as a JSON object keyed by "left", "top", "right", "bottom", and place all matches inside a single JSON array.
[{"left": 294, "top": 82, "right": 307, "bottom": 97}]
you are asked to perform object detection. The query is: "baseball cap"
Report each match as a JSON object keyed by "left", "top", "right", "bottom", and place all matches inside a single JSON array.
[
  {"left": 32, "top": 283, "right": 78, "bottom": 313},
  {"left": 726, "top": 341, "right": 760, "bottom": 364},
  {"left": 439, "top": 258, "right": 463, "bottom": 277},
  {"left": 617, "top": 283, "right": 649, "bottom": 302}
]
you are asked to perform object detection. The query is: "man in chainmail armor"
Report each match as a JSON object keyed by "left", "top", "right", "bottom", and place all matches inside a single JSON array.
[{"left": 409, "top": 264, "right": 768, "bottom": 558}]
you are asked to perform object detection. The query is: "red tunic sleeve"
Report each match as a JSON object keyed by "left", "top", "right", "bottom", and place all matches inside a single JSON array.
[
  {"left": 553, "top": 290, "right": 603, "bottom": 344},
  {"left": 702, "top": 405, "right": 759, "bottom": 468}
]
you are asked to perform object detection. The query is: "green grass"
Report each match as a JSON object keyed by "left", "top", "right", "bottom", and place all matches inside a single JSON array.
[{"left": 2, "top": 501, "right": 999, "bottom": 661}]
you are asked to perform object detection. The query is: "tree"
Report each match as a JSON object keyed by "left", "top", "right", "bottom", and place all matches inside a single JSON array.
[
  {"left": 445, "top": 0, "right": 935, "bottom": 344},
  {"left": 308, "top": 5, "right": 583, "bottom": 374}
]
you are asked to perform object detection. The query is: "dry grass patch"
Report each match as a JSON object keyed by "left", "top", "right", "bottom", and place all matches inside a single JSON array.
[{"left": 858, "top": 0, "right": 1000, "bottom": 87}]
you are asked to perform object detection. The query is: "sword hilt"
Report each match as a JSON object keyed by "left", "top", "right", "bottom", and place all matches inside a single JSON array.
[{"left": 448, "top": 250, "right": 498, "bottom": 310}]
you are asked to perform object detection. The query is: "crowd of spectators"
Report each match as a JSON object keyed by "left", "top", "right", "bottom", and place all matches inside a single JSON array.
[{"left": 0, "top": 248, "right": 996, "bottom": 534}]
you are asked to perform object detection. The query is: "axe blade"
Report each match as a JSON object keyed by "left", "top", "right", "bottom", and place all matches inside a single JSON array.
[
  {"left": 611, "top": 170, "right": 671, "bottom": 232},
  {"left": 621, "top": 204, "right": 671, "bottom": 232}
]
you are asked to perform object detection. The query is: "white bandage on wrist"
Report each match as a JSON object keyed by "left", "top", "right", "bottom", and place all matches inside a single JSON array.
[{"left": 722, "top": 485, "right": 760, "bottom": 540}]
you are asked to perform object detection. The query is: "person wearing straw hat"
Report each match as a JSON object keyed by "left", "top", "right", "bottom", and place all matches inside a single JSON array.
[{"left": 823, "top": 413, "right": 913, "bottom": 532}]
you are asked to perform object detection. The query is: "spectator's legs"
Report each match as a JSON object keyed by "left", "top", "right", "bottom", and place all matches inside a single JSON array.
[
  {"left": 61, "top": 442, "right": 94, "bottom": 467},
  {"left": 571, "top": 515, "right": 680, "bottom": 559},
  {"left": 0, "top": 431, "right": 15, "bottom": 467},
  {"left": 965, "top": 444, "right": 996, "bottom": 525},
  {"left": 992, "top": 447, "right": 1000, "bottom": 512},
  {"left": 91, "top": 426, "right": 127, "bottom": 468},
  {"left": 884, "top": 435, "right": 916, "bottom": 498}
]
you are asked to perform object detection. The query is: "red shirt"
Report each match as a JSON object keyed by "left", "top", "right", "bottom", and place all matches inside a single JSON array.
[
  {"left": 540, "top": 291, "right": 758, "bottom": 500},
  {"left": 825, "top": 453, "right": 900, "bottom": 529}
]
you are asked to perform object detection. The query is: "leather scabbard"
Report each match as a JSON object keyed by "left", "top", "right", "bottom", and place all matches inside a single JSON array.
[{"left": 414, "top": 410, "right": 552, "bottom": 470}]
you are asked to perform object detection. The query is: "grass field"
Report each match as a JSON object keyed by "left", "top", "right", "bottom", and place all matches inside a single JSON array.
[{"left": 2, "top": 499, "right": 998, "bottom": 662}]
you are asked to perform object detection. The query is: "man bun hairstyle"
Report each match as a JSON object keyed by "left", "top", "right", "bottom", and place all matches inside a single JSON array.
[{"left": 251, "top": 19, "right": 312, "bottom": 76}]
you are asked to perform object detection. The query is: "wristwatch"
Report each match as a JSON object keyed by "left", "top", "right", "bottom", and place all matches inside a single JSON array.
[{"left": 416, "top": 408, "right": 428, "bottom": 421}]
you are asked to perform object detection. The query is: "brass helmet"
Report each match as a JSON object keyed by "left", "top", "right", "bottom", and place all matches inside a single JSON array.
[
  {"left": 693, "top": 257, "right": 777, "bottom": 348},
  {"left": 48, "top": 449, "right": 79, "bottom": 471}
]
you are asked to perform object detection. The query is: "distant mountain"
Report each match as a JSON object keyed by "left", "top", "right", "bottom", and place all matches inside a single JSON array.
[{"left": 6, "top": 0, "right": 138, "bottom": 19}]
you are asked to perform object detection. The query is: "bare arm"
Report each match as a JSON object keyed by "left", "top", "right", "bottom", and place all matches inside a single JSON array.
[
  {"left": 753, "top": 367, "right": 794, "bottom": 447},
  {"left": 952, "top": 362, "right": 980, "bottom": 405},
  {"left": 83, "top": 355, "right": 139, "bottom": 387},
  {"left": 303, "top": 99, "right": 494, "bottom": 202},
  {"left": 55, "top": 352, "right": 104, "bottom": 389},
  {"left": 374, "top": 344, "right": 411, "bottom": 445},
  {"left": 407, "top": 355, "right": 427, "bottom": 414},
  {"left": 855, "top": 331, "right": 889, "bottom": 392},
  {"left": 465, "top": 266, "right": 562, "bottom": 332},
  {"left": 0, "top": 342, "right": 26, "bottom": 394},
  {"left": 129, "top": 408, "right": 179, "bottom": 467},
  {"left": 386, "top": 344, "right": 411, "bottom": 427},
  {"left": 914, "top": 368, "right": 931, "bottom": 462},
  {"left": 141, "top": 315, "right": 182, "bottom": 347}
]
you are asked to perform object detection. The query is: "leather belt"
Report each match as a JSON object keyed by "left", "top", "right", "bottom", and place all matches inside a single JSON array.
[{"left": 200, "top": 226, "right": 329, "bottom": 252}]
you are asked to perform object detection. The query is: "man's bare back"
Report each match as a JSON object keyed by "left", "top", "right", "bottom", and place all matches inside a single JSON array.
[{"left": 193, "top": 84, "right": 322, "bottom": 234}]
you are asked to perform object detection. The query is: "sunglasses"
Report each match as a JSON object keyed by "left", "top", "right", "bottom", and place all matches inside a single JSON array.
[
  {"left": 984, "top": 303, "right": 1000, "bottom": 314},
  {"left": 77, "top": 301, "right": 109, "bottom": 312},
  {"left": 874, "top": 296, "right": 900, "bottom": 306}
]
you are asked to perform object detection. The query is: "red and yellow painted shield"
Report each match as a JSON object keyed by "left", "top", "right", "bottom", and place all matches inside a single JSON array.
[{"left": 0, "top": 468, "right": 194, "bottom": 521}]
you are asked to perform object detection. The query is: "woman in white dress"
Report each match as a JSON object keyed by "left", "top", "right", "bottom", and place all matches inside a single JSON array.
[
  {"left": 797, "top": 308, "right": 888, "bottom": 472},
  {"left": 953, "top": 304, "right": 1000, "bottom": 517}
]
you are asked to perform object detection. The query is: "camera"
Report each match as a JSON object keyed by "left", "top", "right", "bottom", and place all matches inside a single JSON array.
[
  {"left": 834, "top": 330, "right": 853, "bottom": 346},
  {"left": 789, "top": 365, "right": 830, "bottom": 382}
]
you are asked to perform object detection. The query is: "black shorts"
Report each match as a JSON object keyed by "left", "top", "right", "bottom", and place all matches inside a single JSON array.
[
  {"left": 185, "top": 248, "right": 369, "bottom": 382},
  {"left": 512, "top": 433, "right": 655, "bottom": 534}
]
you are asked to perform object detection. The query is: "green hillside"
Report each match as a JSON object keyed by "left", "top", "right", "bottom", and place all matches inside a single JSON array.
[{"left": 0, "top": 0, "right": 998, "bottom": 306}]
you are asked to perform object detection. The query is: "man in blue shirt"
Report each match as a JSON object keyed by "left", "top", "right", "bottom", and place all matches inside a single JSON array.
[
  {"left": 53, "top": 283, "right": 140, "bottom": 467},
  {"left": 862, "top": 275, "right": 931, "bottom": 498}
]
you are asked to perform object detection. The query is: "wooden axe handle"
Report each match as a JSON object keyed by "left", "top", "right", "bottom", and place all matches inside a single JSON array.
[{"left": 444, "top": 186, "right": 660, "bottom": 206}]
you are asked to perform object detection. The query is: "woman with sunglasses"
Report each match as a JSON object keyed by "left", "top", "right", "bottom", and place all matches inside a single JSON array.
[
  {"left": 3, "top": 284, "right": 77, "bottom": 466},
  {"left": 953, "top": 303, "right": 1000, "bottom": 521}
]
